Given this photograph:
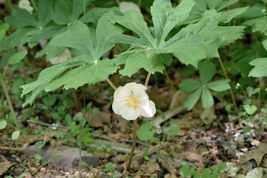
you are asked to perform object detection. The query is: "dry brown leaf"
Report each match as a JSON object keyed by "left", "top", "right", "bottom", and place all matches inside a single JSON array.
[
  {"left": 0, "top": 160, "right": 12, "bottom": 176},
  {"left": 240, "top": 142, "right": 267, "bottom": 166}
]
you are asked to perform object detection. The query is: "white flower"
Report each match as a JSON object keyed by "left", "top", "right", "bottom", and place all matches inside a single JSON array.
[
  {"left": 18, "top": 0, "right": 33, "bottom": 14},
  {"left": 112, "top": 82, "right": 156, "bottom": 120}
]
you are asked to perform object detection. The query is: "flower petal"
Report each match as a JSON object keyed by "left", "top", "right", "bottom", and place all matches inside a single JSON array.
[
  {"left": 139, "top": 100, "right": 156, "bottom": 118},
  {"left": 120, "top": 106, "right": 140, "bottom": 120},
  {"left": 124, "top": 82, "right": 147, "bottom": 93},
  {"left": 112, "top": 100, "right": 123, "bottom": 115}
]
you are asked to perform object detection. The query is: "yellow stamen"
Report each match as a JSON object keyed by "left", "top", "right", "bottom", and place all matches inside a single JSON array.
[{"left": 126, "top": 96, "right": 140, "bottom": 109}]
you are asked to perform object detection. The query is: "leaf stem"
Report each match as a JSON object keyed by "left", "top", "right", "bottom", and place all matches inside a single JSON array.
[
  {"left": 126, "top": 119, "right": 138, "bottom": 170},
  {"left": 114, "top": 0, "right": 120, "bottom": 6},
  {"left": 5, "top": 0, "right": 13, "bottom": 13},
  {"left": 138, "top": 0, "right": 142, "bottom": 7},
  {"left": 144, "top": 73, "right": 151, "bottom": 87},
  {"left": 0, "top": 74, "right": 21, "bottom": 128},
  {"left": 83, "top": 0, "right": 87, "bottom": 15},
  {"left": 30, "top": 0, "right": 37, "bottom": 11},
  {"left": 217, "top": 56, "right": 238, "bottom": 112},
  {"left": 106, "top": 78, "right": 117, "bottom": 90}
]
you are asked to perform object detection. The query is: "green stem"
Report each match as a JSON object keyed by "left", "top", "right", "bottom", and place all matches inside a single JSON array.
[
  {"left": 30, "top": 0, "right": 37, "bottom": 11},
  {"left": 0, "top": 74, "right": 21, "bottom": 128},
  {"left": 106, "top": 78, "right": 117, "bottom": 90},
  {"left": 126, "top": 119, "right": 138, "bottom": 170},
  {"left": 217, "top": 56, "right": 238, "bottom": 112},
  {"left": 5, "top": 0, "right": 13, "bottom": 13},
  {"left": 83, "top": 0, "right": 86, "bottom": 15},
  {"left": 138, "top": 0, "right": 142, "bottom": 7},
  {"left": 115, "top": 0, "right": 120, "bottom": 6}
]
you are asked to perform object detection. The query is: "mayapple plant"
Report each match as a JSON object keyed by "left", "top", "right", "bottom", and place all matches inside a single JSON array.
[{"left": 0, "top": 0, "right": 250, "bottom": 171}]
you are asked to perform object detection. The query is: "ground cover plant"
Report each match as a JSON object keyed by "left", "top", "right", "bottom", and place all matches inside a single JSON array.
[{"left": 1, "top": 0, "right": 267, "bottom": 177}]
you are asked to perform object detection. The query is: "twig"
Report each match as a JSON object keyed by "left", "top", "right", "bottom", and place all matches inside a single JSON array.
[
  {"left": 106, "top": 78, "right": 117, "bottom": 90},
  {"left": 0, "top": 145, "right": 26, "bottom": 152}
]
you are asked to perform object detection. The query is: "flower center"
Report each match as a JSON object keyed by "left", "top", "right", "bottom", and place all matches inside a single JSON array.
[{"left": 126, "top": 96, "right": 140, "bottom": 109}]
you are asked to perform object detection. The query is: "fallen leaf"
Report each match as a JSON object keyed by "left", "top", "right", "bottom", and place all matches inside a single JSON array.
[
  {"left": 245, "top": 168, "right": 264, "bottom": 178},
  {"left": 240, "top": 142, "right": 267, "bottom": 166},
  {"left": 0, "top": 160, "right": 12, "bottom": 176}
]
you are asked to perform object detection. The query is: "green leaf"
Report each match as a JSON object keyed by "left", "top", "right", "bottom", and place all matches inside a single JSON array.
[
  {"left": 199, "top": 60, "right": 216, "bottom": 83},
  {"left": 118, "top": 51, "right": 167, "bottom": 76},
  {"left": 263, "top": 39, "right": 267, "bottom": 50},
  {"left": 207, "top": 80, "right": 230, "bottom": 92},
  {"left": 27, "top": 26, "right": 65, "bottom": 48},
  {"left": 137, "top": 122, "right": 156, "bottom": 141},
  {"left": 249, "top": 58, "right": 267, "bottom": 77},
  {"left": 0, "top": 28, "right": 32, "bottom": 51},
  {"left": 53, "top": 0, "right": 90, "bottom": 25},
  {"left": 45, "top": 59, "right": 118, "bottom": 91},
  {"left": 183, "top": 88, "right": 202, "bottom": 110},
  {"left": 190, "top": 0, "right": 245, "bottom": 22},
  {"left": 37, "top": 0, "right": 53, "bottom": 26},
  {"left": 201, "top": 87, "right": 214, "bottom": 108},
  {"left": 34, "top": 140, "right": 46, "bottom": 149},
  {"left": 11, "top": 130, "right": 20, "bottom": 140},
  {"left": 0, "top": 23, "right": 9, "bottom": 41},
  {"left": 8, "top": 50, "right": 28, "bottom": 65},
  {"left": 50, "top": 21, "right": 94, "bottom": 57},
  {"left": 164, "top": 124, "right": 180, "bottom": 137},
  {"left": 115, "top": 10, "right": 155, "bottom": 47},
  {"left": 80, "top": 7, "right": 118, "bottom": 24},
  {"left": 5, "top": 8, "right": 37, "bottom": 28},
  {"left": 244, "top": 104, "right": 257, "bottom": 115},
  {"left": 180, "top": 164, "right": 195, "bottom": 177},
  {"left": 0, "top": 120, "right": 7, "bottom": 130},
  {"left": 179, "top": 79, "right": 201, "bottom": 92},
  {"left": 151, "top": 0, "right": 195, "bottom": 45}
]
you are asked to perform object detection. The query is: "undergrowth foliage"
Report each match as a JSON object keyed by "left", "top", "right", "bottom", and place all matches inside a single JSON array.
[
  {"left": 1, "top": 0, "right": 267, "bottom": 176},
  {"left": 1, "top": 0, "right": 250, "bottom": 107}
]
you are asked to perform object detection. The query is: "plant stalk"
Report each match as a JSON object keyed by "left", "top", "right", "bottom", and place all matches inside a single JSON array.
[
  {"left": 106, "top": 78, "right": 117, "bottom": 90},
  {"left": 126, "top": 119, "right": 138, "bottom": 170},
  {"left": 0, "top": 74, "right": 21, "bottom": 128},
  {"left": 217, "top": 57, "right": 238, "bottom": 112},
  {"left": 30, "top": 0, "right": 37, "bottom": 11},
  {"left": 5, "top": 0, "right": 13, "bottom": 13},
  {"left": 144, "top": 72, "right": 151, "bottom": 87}
]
